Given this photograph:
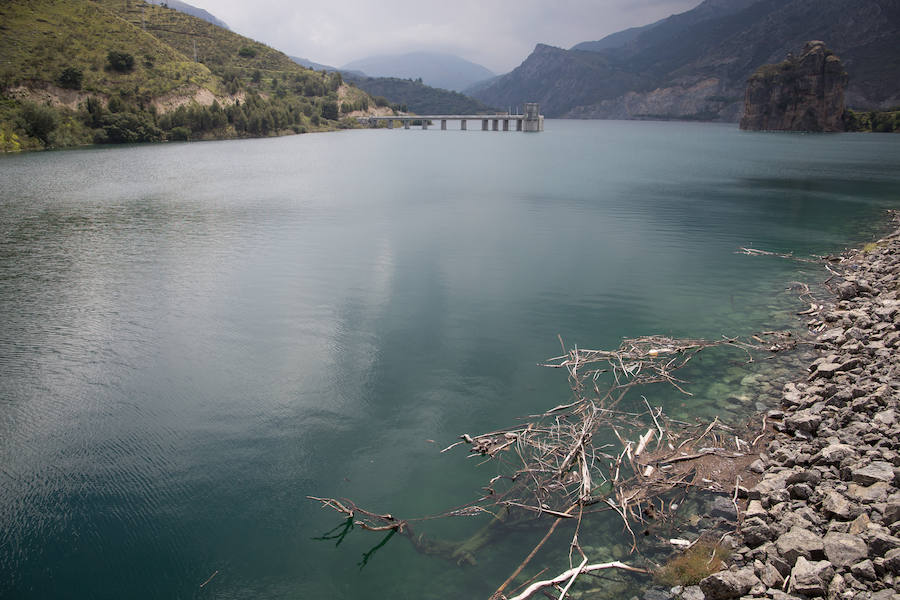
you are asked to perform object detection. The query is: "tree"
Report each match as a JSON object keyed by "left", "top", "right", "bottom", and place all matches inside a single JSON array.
[
  {"left": 320, "top": 101, "right": 338, "bottom": 121},
  {"left": 100, "top": 112, "right": 162, "bottom": 143},
  {"left": 57, "top": 67, "right": 83, "bottom": 90},
  {"left": 107, "top": 51, "right": 135, "bottom": 73},
  {"left": 82, "top": 96, "right": 104, "bottom": 128},
  {"left": 20, "top": 102, "right": 59, "bottom": 146}
]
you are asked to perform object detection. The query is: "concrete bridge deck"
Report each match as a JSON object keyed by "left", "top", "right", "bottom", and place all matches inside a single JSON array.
[{"left": 358, "top": 103, "right": 544, "bottom": 132}]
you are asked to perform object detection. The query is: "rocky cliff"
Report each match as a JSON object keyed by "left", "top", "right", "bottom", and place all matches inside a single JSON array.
[
  {"left": 740, "top": 42, "right": 848, "bottom": 132},
  {"left": 471, "top": 0, "right": 900, "bottom": 121}
]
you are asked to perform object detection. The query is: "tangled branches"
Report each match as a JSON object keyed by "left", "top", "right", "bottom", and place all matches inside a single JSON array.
[{"left": 310, "top": 331, "right": 796, "bottom": 599}]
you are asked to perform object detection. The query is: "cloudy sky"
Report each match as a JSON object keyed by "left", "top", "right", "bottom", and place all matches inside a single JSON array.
[{"left": 188, "top": 0, "right": 701, "bottom": 73}]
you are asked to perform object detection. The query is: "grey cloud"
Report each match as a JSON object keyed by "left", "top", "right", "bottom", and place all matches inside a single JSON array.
[{"left": 192, "top": 0, "right": 700, "bottom": 72}]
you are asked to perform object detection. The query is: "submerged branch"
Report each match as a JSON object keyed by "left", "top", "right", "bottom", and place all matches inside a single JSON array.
[{"left": 309, "top": 329, "right": 798, "bottom": 595}]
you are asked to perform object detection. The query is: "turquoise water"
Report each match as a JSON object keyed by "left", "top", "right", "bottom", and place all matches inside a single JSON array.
[{"left": 1, "top": 121, "right": 898, "bottom": 599}]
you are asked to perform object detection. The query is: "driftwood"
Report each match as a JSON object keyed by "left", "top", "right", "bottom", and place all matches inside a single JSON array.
[{"left": 310, "top": 331, "right": 796, "bottom": 598}]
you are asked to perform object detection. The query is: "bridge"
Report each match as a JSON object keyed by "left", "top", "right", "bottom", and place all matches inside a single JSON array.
[{"left": 359, "top": 102, "right": 544, "bottom": 132}]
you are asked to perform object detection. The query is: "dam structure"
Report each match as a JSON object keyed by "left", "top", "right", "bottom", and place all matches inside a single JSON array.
[{"left": 360, "top": 102, "right": 544, "bottom": 132}]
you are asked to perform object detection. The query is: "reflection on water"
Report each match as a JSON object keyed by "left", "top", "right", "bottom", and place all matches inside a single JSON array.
[{"left": 1, "top": 122, "right": 899, "bottom": 598}]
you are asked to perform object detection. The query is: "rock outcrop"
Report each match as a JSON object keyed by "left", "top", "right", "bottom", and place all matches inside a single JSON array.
[
  {"left": 472, "top": 0, "right": 900, "bottom": 120},
  {"left": 740, "top": 41, "right": 848, "bottom": 132},
  {"left": 658, "top": 212, "right": 900, "bottom": 600}
]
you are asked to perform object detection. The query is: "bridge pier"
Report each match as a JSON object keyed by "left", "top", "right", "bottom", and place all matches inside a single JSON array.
[{"left": 358, "top": 105, "right": 543, "bottom": 132}]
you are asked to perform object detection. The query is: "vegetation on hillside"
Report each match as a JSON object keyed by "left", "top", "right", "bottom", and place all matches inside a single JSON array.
[
  {"left": 0, "top": 0, "right": 375, "bottom": 151},
  {"left": 846, "top": 109, "right": 900, "bottom": 133},
  {"left": 346, "top": 76, "right": 495, "bottom": 115}
]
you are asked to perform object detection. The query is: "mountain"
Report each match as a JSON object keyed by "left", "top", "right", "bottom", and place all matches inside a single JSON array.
[
  {"left": 290, "top": 56, "right": 338, "bottom": 72},
  {"left": 145, "top": 0, "right": 229, "bottom": 30},
  {"left": 472, "top": 0, "right": 900, "bottom": 121},
  {"left": 0, "top": 0, "right": 379, "bottom": 151},
  {"left": 344, "top": 75, "right": 495, "bottom": 114},
  {"left": 571, "top": 22, "right": 659, "bottom": 53},
  {"left": 342, "top": 51, "right": 495, "bottom": 92}
]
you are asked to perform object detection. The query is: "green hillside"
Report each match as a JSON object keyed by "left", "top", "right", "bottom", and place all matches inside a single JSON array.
[
  {"left": 0, "top": 0, "right": 376, "bottom": 151},
  {"left": 346, "top": 75, "right": 495, "bottom": 114}
]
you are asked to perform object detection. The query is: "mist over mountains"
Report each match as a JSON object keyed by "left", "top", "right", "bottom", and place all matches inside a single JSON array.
[{"left": 342, "top": 51, "right": 495, "bottom": 93}]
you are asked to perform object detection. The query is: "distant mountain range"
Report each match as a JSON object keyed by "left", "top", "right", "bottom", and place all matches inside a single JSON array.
[
  {"left": 342, "top": 51, "right": 494, "bottom": 93},
  {"left": 471, "top": 0, "right": 900, "bottom": 120},
  {"left": 146, "top": 0, "right": 229, "bottom": 30},
  {"left": 344, "top": 74, "right": 494, "bottom": 115}
]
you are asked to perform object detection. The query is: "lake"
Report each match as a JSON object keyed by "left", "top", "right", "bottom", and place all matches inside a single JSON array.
[{"left": 1, "top": 121, "right": 899, "bottom": 599}]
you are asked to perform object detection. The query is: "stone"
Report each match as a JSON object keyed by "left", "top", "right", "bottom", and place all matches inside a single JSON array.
[
  {"left": 785, "top": 409, "right": 822, "bottom": 433},
  {"left": 681, "top": 586, "right": 704, "bottom": 600},
  {"left": 791, "top": 556, "right": 835, "bottom": 597},
  {"left": 823, "top": 532, "right": 868, "bottom": 567},
  {"left": 776, "top": 527, "right": 824, "bottom": 565},
  {"left": 848, "top": 482, "right": 890, "bottom": 503},
  {"left": 789, "top": 483, "right": 814, "bottom": 500},
  {"left": 874, "top": 409, "right": 897, "bottom": 426},
  {"left": 817, "top": 328, "right": 847, "bottom": 345},
  {"left": 816, "top": 443, "right": 857, "bottom": 464},
  {"left": 849, "top": 513, "right": 871, "bottom": 535},
  {"left": 852, "top": 461, "right": 895, "bottom": 485},
  {"left": 868, "top": 531, "right": 900, "bottom": 557},
  {"left": 787, "top": 469, "right": 821, "bottom": 486},
  {"left": 742, "top": 517, "right": 773, "bottom": 548},
  {"left": 884, "top": 548, "right": 900, "bottom": 574},
  {"left": 837, "top": 281, "right": 860, "bottom": 300},
  {"left": 822, "top": 490, "right": 853, "bottom": 520},
  {"left": 812, "top": 363, "right": 841, "bottom": 379},
  {"left": 699, "top": 567, "right": 760, "bottom": 600},
  {"left": 709, "top": 496, "right": 738, "bottom": 521},
  {"left": 642, "top": 588, "right": 672, "bottom": 600},
  {"left": 884, "top": 502, "right": 900, "bottom": 524},
  {"left": 757, "top": 561, "right": 783, "bottom": 588},
  {"left": 745, "top": 500, "right": 766, "bottom": 518},
  {"left": 827, "top": 573, "right": 846, "bottom": 600},
  {"left": 850, "top": 559, "right": 877, "bottom": 580}
]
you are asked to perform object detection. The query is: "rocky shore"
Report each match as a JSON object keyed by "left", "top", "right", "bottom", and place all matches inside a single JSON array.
[{"left": 663, "top": 214, "right": 900, "bottom": 600}]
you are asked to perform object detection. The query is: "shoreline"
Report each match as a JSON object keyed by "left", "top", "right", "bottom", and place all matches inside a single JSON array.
[{"left": 665, "top": 212, "right": 900, "bottom": 600}]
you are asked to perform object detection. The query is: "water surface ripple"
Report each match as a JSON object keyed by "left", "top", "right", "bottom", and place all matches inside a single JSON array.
[{"left": 1, "top": 121, "right": 899, "bottom": 598}]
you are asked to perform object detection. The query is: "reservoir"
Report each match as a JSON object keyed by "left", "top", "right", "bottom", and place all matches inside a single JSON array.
[{"left": 1, "top": 121, "right": 899, "bottom": 598}]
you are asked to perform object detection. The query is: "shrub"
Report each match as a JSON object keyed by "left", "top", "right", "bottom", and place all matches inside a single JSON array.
[
  {"left": 238, "top": 46, "right": 257, "bottom": 58},
  {"left": 168, "top": 126, "right": 191, "bottom": 141},
  {"left": 82, "top": 96, "right": 104, "bottom": 128},
  {"left": 655, "top": 542, "right": 728, "bottom": 587},
  {"left": 20, "top": 102, "right": 59, "bottom": 146},
  {"left": 100, "top": 112, "right": 162, "bottom": 143},
  {"left": 107, "top": 51, "right": 135, "bottom": 73},
  {"left": 57, "top": 67, "right": 83, "bottom": 90}
]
